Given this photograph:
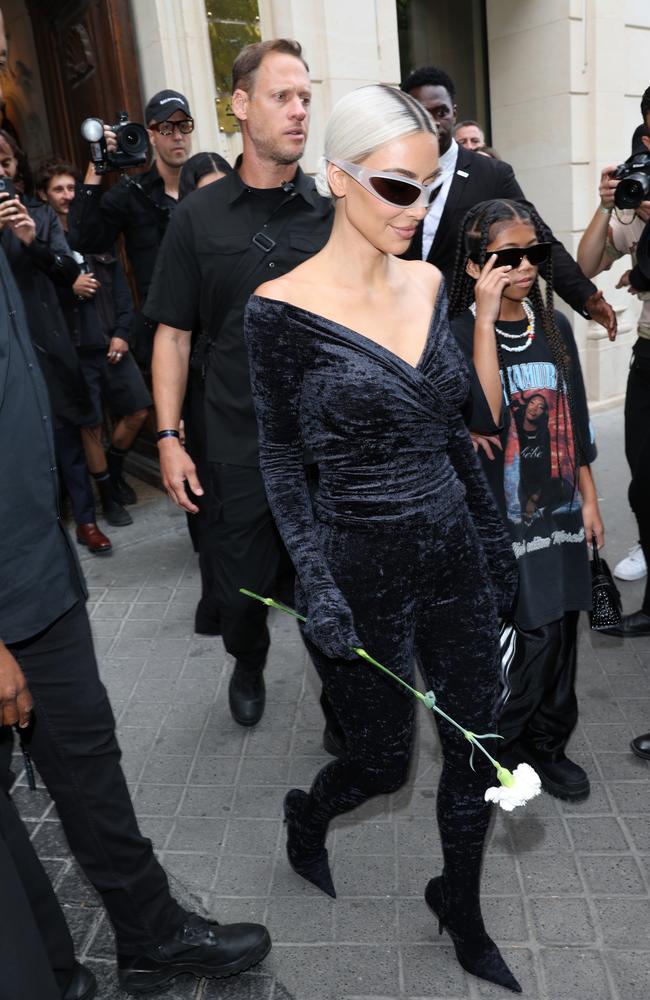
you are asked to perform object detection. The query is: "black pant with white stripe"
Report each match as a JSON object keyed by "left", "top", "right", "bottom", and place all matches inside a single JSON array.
[{"left": 497, "top": 612, "right": 579, "bottom": 762}]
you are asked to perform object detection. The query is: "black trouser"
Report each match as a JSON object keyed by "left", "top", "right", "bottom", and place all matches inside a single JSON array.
[
  {"left": 203, "top": 463, "right": 293, "bottom": 670},
  {"left": 0, "top": 788, "right": 65, "bottom": 999},
  {"left": 54, "top": 422, "right": 95, "bottom": 526},
  {"left": 1, "top": 600, "right": 186, "bottom": 954},
  {"left": 297, "top": 506, "right": 500, "bottom": 917},
  {"left": 496, "top": 611, "right": 579, "bottom": 760},
  {"left": 624, "top": 342, "right": 650, "bottom": 613}
]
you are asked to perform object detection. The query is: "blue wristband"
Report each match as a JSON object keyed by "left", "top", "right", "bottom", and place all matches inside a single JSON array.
[{"left": 157, "top": 429, "right": 180, "bottom": 441}]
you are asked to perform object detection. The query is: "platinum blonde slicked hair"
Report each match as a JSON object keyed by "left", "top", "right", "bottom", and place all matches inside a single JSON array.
[{"left": 315, "top": 83, "right": 437, "bottom": 198}]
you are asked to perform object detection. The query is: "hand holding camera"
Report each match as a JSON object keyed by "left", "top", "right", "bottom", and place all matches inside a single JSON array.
[
  {"left": 0, "top": 180, "right": 35, "bottom": 246},
  {"left": 81, "top": 111, "right": 149, "bottom": 183},
  {"left": 598, "top": 166, "right": 619, "bottom": 211}
]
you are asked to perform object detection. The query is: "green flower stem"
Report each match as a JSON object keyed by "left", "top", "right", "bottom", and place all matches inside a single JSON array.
[{"left": 239, "top": 588, "right": 509, "bottom": 780}]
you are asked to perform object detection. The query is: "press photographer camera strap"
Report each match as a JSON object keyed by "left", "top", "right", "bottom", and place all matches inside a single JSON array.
[{"left": 190, "top": 196, "right": 297, "bottom": 379}]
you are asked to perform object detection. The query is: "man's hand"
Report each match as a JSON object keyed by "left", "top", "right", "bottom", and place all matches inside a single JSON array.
[
  {"left": 584, "top": 289, "right": 617, "bottom": 341},
  {"left": 158, "top": 437, "right": 203, "bottom": 513},
  {"left": 107, "top": 336, "right": 129, "bottom": 364},
  {"left": 0, "top": 643, "right": 33, "bottom": 728},
  {"left": 597, "top": 165, "right": 619, "bottom": 210},
  {"left": 73, "top": 272, "right": 100, "bottom": 298},
  {"left": 0, "top": 195, "right": 36, "bottom": 246},
  {"left": 83, "top": 126, "right": 118, "bottom": 184}
]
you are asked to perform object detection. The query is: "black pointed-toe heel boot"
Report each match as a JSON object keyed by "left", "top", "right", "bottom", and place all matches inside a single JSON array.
[
  {"left": 425, "top": 876, "right": 521, "bottom": 994},
  {"left": 283, "top": 789, "right": 336, "bottom": 898}
]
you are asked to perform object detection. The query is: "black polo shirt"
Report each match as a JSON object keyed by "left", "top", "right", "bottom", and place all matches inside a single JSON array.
[
  {"left": 144, "top": 164, "right": 333, "bottom": 466},
  {"left": 0, "top": 248, "right": 85, "bottom": 645}
]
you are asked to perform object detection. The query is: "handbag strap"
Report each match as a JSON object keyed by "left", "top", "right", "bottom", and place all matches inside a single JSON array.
[
  {"left": 591, "top": 534, "right": 603, "bottom": 571},
  {"left": 192, "top": 194, "right": 298, "bottom": 376}
]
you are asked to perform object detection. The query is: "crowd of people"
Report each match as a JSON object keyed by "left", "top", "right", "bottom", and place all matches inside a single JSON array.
[{"left": 1, "top": 10, "right": 650, "bottom": 998}]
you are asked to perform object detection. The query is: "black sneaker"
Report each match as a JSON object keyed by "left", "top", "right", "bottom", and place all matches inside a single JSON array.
[
  {"left": 117, "top": 914, "right": 271, "bottom": 995},
  {"left": 515, "top": 746, "right": 590, "bottom": 802},
  {"left": 62, "top": 962, "right": 97, "bottom": 1000}
]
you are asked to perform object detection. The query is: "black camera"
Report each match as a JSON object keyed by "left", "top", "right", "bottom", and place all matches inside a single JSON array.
[
  {"left": 613, "top": 151, "right": 650, "bottom": 209},
  {"left": 80, "top": 111, "right": 149, "bottom": 174}
]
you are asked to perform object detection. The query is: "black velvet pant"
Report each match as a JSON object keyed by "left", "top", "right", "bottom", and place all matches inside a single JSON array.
[
  {"left": 298, "top": 505, "right": 500, "bottom": 913},
  {"left": 624, "top": 343, "right": 650, "bottom": 613}
]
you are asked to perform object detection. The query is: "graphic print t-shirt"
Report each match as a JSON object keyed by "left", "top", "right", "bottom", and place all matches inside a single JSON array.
[{"left": 451, "top": 308, "right": 595, "bottom": 630}]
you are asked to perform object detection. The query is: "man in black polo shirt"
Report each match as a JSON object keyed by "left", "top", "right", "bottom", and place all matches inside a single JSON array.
[
  {"left": 67, "top": 89, "right": 194, "bottom": 365},
  {"left": 0, "top": 245, "right": 271, "bottom": 993},
  {"left": 146, "top": 39, "right": 333, "bottom": 728}
]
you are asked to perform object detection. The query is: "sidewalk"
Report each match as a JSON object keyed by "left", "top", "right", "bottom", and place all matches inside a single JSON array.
[{"left": 14, "top": 406, "right": 650, "bottom": 1000}]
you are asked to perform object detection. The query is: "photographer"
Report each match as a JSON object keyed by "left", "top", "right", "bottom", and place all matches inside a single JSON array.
[
  {"left": 578, "top": 124, "right": 650, "bottom": 641},
  {"left": 37, "top": 159, "right": 152, "bottom": 517},
  {"left": 67, "top": 90, "right": 193, "bottom": 365}
]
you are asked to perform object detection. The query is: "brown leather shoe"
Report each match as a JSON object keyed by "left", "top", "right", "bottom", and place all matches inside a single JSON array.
[{"left": 76, "top": 522, "right": 112, "bottom": 555}]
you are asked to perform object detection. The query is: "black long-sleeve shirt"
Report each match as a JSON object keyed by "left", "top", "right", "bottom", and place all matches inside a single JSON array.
[{"left": 0, "top": 247, "right": 85, "bottom": 644}]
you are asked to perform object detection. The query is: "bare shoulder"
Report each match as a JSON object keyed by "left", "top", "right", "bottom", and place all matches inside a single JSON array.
[
  {"left": 253, "top": 256, "right": 319, "bottom": 305},
  {"left": 400, "top": 258, "right": 443, "bottom": 301}
]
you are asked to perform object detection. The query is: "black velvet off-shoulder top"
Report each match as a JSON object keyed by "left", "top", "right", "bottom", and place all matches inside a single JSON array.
[{"left": 243, "top": 286, "right": 517, "bottom": 624}]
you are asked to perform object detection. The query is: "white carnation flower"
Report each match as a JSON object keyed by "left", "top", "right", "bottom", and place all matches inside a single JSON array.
[{"left": 484, "top": 762, "right": 542, "bottom": 812}]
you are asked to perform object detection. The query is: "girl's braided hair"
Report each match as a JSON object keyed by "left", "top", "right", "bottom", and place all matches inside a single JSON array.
[{"left": 447, "top": 198, "right": 584, "bottom": 487}]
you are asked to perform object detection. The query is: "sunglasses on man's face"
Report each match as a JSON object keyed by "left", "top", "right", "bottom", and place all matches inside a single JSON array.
[
  {"left": 328, "top": 158, "right": 442, "bottom": 209},
  {"left": 470, "top": 242, "right": 553, "bottom": 269},
  {"left": 151, "top": 119, "right": 194, "bottom": 137}
]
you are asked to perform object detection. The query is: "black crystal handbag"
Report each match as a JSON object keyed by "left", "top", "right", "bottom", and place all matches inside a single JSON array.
[{"left": 589, "top": 537, "right": 622, "bottom": 631}]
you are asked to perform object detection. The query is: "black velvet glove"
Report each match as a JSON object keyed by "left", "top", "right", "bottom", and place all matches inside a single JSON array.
[{"left": 302, "top": 585, "right": 361, "bottom": 661}]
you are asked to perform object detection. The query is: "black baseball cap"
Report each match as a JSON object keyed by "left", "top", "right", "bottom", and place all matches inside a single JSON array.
[{"left": 145, "top": 90, "right": 192, "bottom": 124}]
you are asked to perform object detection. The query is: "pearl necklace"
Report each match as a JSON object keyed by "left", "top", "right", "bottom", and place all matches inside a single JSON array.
[{"left": 470, "top": 299, "right": 535, "bottom": 353}]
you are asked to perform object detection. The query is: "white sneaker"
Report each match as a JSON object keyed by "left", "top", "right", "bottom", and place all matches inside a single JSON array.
[{"left": 614, "top": 542, "right": 647, "bottom": 581}]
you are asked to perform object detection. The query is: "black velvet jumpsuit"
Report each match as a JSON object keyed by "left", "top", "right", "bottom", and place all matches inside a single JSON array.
[{"left": 244, "top": 286, "right": 517, "bottom": 910}]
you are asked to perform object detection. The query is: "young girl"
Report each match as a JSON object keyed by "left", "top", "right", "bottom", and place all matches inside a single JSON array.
[{"left": 449, "top": 199, "right": 604, "bottom": 802}]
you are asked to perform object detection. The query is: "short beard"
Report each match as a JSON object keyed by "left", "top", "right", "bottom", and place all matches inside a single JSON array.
[
  {"left": 270, "top": 149, "right": 303, "bottom": 166},
  {"left": 251, "top": 131, "right": 304, "bottom": 167}
]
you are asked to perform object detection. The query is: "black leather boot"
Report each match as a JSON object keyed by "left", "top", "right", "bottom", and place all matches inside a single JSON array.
[
  {"left": 631, "top": 731, "right": 650, "bottom": 759},
  {"left": 228, "top": 662, "right": 265, "bottom": 726},
  {"left": 94, "top": 472, "right": 133, "bottom": 527}
]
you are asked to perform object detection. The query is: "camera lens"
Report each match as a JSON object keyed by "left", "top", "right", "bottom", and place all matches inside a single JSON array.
[
  {"left": 117, "top": 123, "right": 149, "bottom": 156},
  {"left": 615, "top": 172, "right": 650, "bottom": 210}
]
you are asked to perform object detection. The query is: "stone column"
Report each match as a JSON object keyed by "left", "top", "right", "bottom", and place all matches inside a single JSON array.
[
  {"left": 129, "top": 0, "right": 230, "bottom": 159},
  {"left": 485, "top": 0, "right": 644, "bottom": 406}
]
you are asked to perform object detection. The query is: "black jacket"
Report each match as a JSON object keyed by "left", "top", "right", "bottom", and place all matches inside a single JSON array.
[
  {"left": 403, "top": 144, "right": 597, "bottom": 317},
  {"left": 57, "top": 250, "right": 134, "bottom": 350},
  {"left": 67, "top": 164, "right": 172, "bottom": 304},
  {"left": 1, "top": 198, "right": 93, "bottom": 426}
]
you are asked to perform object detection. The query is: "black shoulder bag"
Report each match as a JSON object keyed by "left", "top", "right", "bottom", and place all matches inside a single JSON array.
[{"left": 190, "top": 202, "right": 297, "bottom": 379}]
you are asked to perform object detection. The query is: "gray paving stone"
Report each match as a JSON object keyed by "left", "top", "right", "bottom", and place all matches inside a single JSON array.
[
  {"left": 519, "top": 852, "right": 585, "bottom": 895},
  {"left": 401, "top": 943, "right": 470, "bottom": 996},
  {"left": 335, "top": 898, "right": 398, "bottom": 944},
  {"left": 540, "top": 947, "right": 612, "bottom": 1000},
  {"left": 567, "top": 815, "right": 631, "bottom": 852},
  {"left": 530, "top": 897, "right": 596, "bottom": 944},
  {"left": 594, "top": 898, "right": 650, "bottom": 944},
  {"left": 579, "top": 853, "right": 647, "bottom": 895},
  {"left": 605, "top": 949, "right": 650, "bottom": 1000}
]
